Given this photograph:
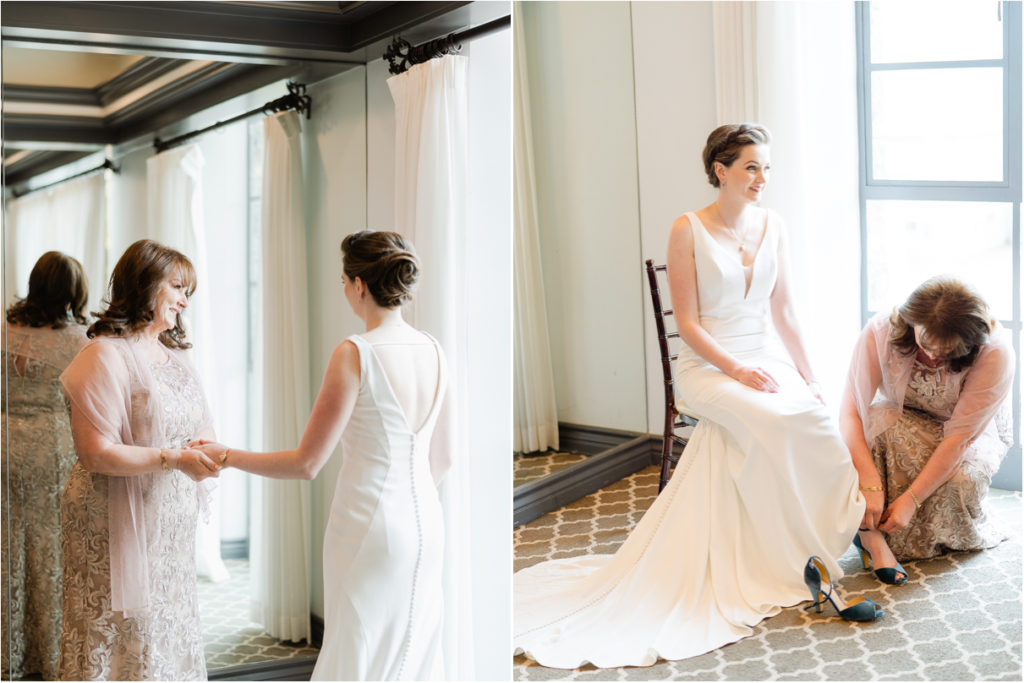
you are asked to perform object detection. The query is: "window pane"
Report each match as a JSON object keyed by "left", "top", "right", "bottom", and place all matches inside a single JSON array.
[
  {"left": 866, "top": 200, "right": 1013, "bottom": 319},
  {"left": 871, "top": 68, "right": 1003, "bottom": 182},
  {"left": 869, "top": 1, "right": 1003, "bottom": 64}
]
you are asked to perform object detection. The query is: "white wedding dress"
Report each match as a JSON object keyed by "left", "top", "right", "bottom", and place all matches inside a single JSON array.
[
  {"left": 513, "top": 210, "right": 865, "bottom": 668},
  {"left": 312, "top": 333, "right": 447, "bottom": 681}
]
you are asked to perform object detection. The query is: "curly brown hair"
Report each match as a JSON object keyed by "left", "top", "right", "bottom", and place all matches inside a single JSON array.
[
  {"left": 341, "top": 230, "right": 420, "bottom": 308},
  {"left": 88, "top": 239, "right": 196, "bottom": 349},
  {"left": 6, "top": 251, "right": 89, "bottom": 328},
  {"left": 702, "top": 123, "right": 772, "bottom": 188},
  {"left": 888, "top": 276, "right": 996, "bottom": 373}
]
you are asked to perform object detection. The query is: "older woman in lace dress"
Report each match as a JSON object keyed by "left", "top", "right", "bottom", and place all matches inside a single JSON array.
[
  {"left": 58, "top": 240, "right": 220, "bottom": 681},
  {"left": 2, "top": 252, "right": 90, "bottom": 680},
  {"left": 840, "top": 276, "right": 1014, "bottom": 579}
]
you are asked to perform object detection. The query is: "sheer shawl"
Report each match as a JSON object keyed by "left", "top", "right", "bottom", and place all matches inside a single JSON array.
[
  {"left": 846, "top": 312, "right": 1014, "bottom": 446},
  {"left": 60, "top": 336, "right": 213, "bottom": 617}
]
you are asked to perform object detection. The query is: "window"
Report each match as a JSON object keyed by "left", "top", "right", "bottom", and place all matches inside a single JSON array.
[{"left": 856, "top": 1, "right": 1022, "bottom": 480}]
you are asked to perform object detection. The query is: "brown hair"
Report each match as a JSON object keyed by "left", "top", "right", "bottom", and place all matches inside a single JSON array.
[
  {"left": 702, "top": 123, "right": 772, "bottom": 187},
  {"left": 889, "top": 276, "right": 996, "bottom": 373},
  {"left": 341, "top": 230, "right": 419, "bottom": 308},
  {"left": 6, "top": 251, "right": 89, "bottom": 328},
  {"left": 88, "top": 239, "right": 196, "bottom": 349}
]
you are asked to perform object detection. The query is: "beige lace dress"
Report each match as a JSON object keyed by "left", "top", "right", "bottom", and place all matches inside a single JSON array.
[
  {"left": 58, "top": 337, "right": 211, "bottom": 680},
  {"left": 1, "top": 322, "right": 88, "bottom": 680},
  {"left": 871, "top": 356, "right": 1011, "bottom": 559}
]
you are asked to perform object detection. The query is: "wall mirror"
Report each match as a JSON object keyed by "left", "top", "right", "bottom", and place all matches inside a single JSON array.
[{"left": 1, "top": 2, "right": 509, "bottom": 680}]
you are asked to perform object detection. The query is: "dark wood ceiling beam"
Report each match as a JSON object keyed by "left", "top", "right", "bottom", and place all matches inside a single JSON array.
[
  {"left": 2, "top": 84, "right": 99, "bottom": 106},
  {"left": 4, "top": 150, "right": 98, "bottom": 187},
  {"left": 0, "top": 1, "right": 472, "bottom": 64},
  {"left": 97, "top": 56, "right": 190, "bottom": 106},
  {"left": 3, "top": 114, "right": 112, "bottom": 145}
]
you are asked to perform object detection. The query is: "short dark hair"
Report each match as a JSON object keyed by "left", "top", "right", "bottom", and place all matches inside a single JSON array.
[
  {"left": 889, "top": 276, "right": 996, "bottom": 373},
  {"left": 341, "top": 230, "right": 420, "bottom": 309},
  {"left": 88, "top": 239, "right": 197, "bottom": 349},
  {"left": 6, "top": 251, "right": 89, "bottom": 328},
  {"left": 702, "top": 123, "right": 772, "bottom": 188}
]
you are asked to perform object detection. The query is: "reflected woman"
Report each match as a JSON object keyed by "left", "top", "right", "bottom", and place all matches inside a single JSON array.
[
  {"left": 2, "top": 252, "right": 89, "bottom": 680},
  {"left": 59, "top": 240, "right": 220, "bottom": 680},
  {"left": 194, "top": 231, "right": 451, "bottom": 680}
]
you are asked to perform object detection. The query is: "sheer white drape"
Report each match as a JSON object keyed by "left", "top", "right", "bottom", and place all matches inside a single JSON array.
[
  {"left": 713, "top": 1, "right": 861, "bottom": 408},
  {"left": 5, "top": 172, "right": 107, "bottom": 314},
  {"left": 513, "top": 2, "right": 559, "bottom": 454},
  {"left": 250, "top": 110, "right": 313, "bottom": 643},
  {"left": 146, "top": 145, "right": 230, "bottom": 582},
  {"left": 388, "top": 54, "right": 475, "bottom": 680}
]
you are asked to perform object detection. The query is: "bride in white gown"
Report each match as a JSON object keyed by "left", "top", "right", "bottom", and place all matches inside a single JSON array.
[
  {"left": 514, "top": 124, "right": 878, "bottom": 669},
  {"left": 196, "top": 231, "right": 449, "bottom": 680}
]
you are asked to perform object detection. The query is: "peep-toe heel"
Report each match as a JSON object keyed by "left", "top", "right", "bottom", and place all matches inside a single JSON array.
[
  {"left": 803, "top": 556, "right": 884, "bottom": 622},
  {"left": 853, "top": 529, "right": 908, "bottom": 585}
]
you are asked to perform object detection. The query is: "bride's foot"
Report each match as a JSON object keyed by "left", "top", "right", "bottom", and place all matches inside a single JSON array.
[{"left": 854, "top": 528, "right": 908, "bottom": 585}]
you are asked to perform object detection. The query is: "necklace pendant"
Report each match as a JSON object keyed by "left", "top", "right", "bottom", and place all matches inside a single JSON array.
[{"left": 738, "top": 244, "right": 745, "bottom": 252}]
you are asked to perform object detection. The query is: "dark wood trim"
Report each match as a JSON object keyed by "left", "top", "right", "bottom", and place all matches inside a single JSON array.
[
  {"left": 558, "top": 422, "right": 646, "bottom": 456},
  {"left": 97, "top": 56, "right": 190, "bottom": 106},
  {"left": 2, "top": 149, "right": 99, "bottom": 187},
  {"left": 1, "top": 84, "right": 98, "bottom": 106},
  {"left": 209, "top": 655, "right": 318, "bottom": 682}
]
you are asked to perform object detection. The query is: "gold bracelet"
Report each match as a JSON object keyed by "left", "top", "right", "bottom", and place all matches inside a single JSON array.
[
  {"left": 859, "top": 485, "right": 884, "bottom": 492},
  {"left": 220, "top": 449, "right": 230, "bottom": 467},
  {"left": 907, "top": 487, "right": 921, "bottom": 510},
  {"left": 160, "top": 448, "right": 170, "bottom": 472}
]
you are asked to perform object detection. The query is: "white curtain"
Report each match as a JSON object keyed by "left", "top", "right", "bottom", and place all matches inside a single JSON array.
[
  {"left": 146, "top": 145, "right": 230, "bottom": 583},
  {"left": 388, "top": 54, "right": 475, "bottom": 680},
  {"left": 513, "top": 2, "right": 559, "bottom": 454},
  {"left": 5, "top": 172, "right": 107, "bottom": 314},
  {"left": 250, "top": 110, "right": 313, "bottom": 643},
  {"left": 713, "top": 2, "right": 862, "bottom": 408}
]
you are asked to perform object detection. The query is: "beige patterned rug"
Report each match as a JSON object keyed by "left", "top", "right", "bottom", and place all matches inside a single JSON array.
[
  {"left": 513, "top": 465, "right": 1022, "bottom": 681},
  {"left": 514, "top": 451, "right": 590, "bottom": 488}
]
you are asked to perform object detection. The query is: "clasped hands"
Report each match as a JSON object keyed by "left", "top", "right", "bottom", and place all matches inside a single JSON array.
[{"left": 173, "top": 439, "right": 231, "bottom": 482}]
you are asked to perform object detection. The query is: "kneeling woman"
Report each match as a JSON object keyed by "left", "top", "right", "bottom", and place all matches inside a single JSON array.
[{"left": 841, "top": 276, "right": 1014, "bottom": 578}]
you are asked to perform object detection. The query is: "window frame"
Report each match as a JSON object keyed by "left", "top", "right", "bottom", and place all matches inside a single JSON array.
[{"left": 855, "top": 0, "right": 1022, "bottom": 477}]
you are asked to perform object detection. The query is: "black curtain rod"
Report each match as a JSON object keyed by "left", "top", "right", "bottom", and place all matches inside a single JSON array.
[
  {"left": 12, "top": 158, "right": 119, "bottom": 199},
  {"left": 154, "top": 81, "right": 312, "bottom": 154},
  {"left": 385, "top": 14, "right": 511, "bottom": 75}
]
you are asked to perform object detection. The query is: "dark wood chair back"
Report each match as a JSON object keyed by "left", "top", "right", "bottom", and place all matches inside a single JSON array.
[{"left": 644, "top": 259, "right": 699, "bottom": 492}]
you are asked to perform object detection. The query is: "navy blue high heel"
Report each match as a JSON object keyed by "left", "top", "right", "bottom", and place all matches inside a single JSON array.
[
  {"left": 853, "top": 529, "right": 908, "bottom": 585},
  {"left": 803, "top": 556, "right": 884, "bottom": 622}
]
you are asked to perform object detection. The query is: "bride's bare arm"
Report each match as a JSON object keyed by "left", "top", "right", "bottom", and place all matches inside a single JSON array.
[
  {"left": 768, "top": 223, "right": 820, "bottom": 399},
  {"left": 667, "top": 214, "right": 779, "bottom": 392},
  {"left": 197, "top": 340, "right": 361, "bottom": 480}
]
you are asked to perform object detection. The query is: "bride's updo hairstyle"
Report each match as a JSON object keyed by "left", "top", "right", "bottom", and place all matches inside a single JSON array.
[
  {"left": 889, "top": 276, "right": 996, "bottom": 373},
  {"left": 88, "top": 239, "right": 197, "bottom": 349},
  {"left": 702, "top": 123, "right": 771, "bottom": 187},
  {"left": 341, "top": 230, "right": 420, "bottom": 308}
]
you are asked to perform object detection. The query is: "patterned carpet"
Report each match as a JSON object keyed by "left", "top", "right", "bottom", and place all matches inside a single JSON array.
[
  {"left": 513, "top": 465, "right": 1022, "bottom": 681},
  {"left": 198, "top": 557, "right": 319, "bottom": 671},
  {"left": 514, "top": 451, "right": 590, "bottom": 488}
]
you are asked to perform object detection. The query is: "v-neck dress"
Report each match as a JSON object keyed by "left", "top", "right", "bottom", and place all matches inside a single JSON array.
[
  {"left": 312, "top": 333, "right": 447, "bottom": 681},
  {"left": 513, "top": 210, "right": 864, "bottom": 668}
]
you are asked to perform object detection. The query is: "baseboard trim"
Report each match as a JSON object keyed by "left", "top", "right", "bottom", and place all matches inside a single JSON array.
[
  {"left": 513, "top": 425, "right": 664, "bottom": 527},
  {"left": 209, "top": 655, "right": 318, "bottom": 681}
]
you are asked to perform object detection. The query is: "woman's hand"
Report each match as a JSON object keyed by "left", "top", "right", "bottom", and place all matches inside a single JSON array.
[
  {"left": 859, "top": 489, "right": 885, "bottom": 529},
  {"left": 731, "top": 365, "right": 780, "bottom": 392},
  {"left": 189, "top": 440, "right": 231, "bottom": 467},
  {"left": 173, "top": 447, "right": 221, "bottom": 482},
  {"left": 878, "top": 493, "right": 917, "bottom": 534}
]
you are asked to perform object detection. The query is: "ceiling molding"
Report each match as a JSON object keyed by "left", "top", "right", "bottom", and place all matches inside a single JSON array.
[
  {"left": 1, "top": 1, "right": 472, "bottom": 64},
  {"left": 97, "top": 56, "right": 189, "bottom": 106},
  {"left": 3, "top": 150, "right": 97, "bottom": 187},
  {"left": 2, "top": 84, "right": 98, "bottom": 106}
]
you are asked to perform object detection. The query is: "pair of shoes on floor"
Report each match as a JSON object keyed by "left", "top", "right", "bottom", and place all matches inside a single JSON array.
[
  {"left": 803, "top": 556, "right": 884, "bottom": 622},
  {"left": 853, "top": 528, "right": 909, "bottom": 585}
]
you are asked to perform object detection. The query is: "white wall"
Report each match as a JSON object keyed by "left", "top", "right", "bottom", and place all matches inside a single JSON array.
[{"left": 520, "top": 1, "right": 648, "bottom": 433}]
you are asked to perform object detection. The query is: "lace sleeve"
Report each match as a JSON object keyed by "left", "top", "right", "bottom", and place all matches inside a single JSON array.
[{"left": 945, "top": 326, "right": 1015, "bottom": 445}]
